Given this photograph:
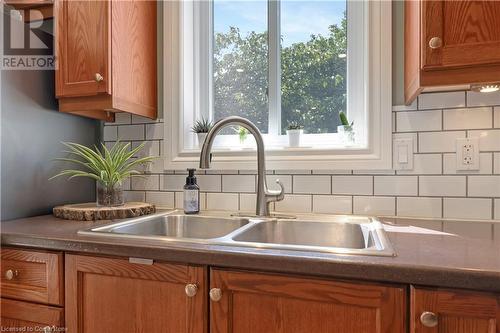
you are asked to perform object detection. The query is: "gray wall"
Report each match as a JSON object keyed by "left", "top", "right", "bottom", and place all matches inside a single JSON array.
[
  {"left": 392, "top": 0, "right": 405, "bottom": 106},
  {"left": 1, "top": 15, "right": 99, "bottom": 220},
  {"left": 1, "top": 69, "right": 99, "bottom": 221}
]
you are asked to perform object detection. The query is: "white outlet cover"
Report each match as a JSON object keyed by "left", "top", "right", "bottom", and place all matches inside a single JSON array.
[{"left": 456, "top": 138, "right": 480, "bottom": 171}]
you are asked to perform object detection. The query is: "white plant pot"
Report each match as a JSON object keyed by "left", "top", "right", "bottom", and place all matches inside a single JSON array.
[
  {"left": 337, "top": 125, "right": 355, "bottom": 146},
  {"left": 197, "top": 132, "right": 208, "bottom": 147},
  {"left": 287, "top": 129, "right": 303, "bottom": 147}
]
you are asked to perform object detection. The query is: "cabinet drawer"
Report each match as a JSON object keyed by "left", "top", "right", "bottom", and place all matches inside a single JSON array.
[
  {"left": 1, "top": 248, "right": 63, "bottom": 306},
  {"left": 411, "top": 286, "right": 500, "bottom": 333},
  {"left": 1, "top": 298, "right": 64, "bottom": 332}
]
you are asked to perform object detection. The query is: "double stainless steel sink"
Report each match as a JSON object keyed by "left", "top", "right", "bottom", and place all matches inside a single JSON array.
[{"left": 79, "top": 211, "right": 395, "bottom": 257}]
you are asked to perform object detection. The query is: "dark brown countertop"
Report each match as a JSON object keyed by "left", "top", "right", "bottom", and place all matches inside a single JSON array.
[{"left": 1, "top": 212, "right": 500, "bottom": 292}]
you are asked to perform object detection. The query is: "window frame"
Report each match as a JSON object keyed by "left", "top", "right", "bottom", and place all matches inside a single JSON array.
[{"left": 163, "top": 0, "right": 392, "bottom": 170}]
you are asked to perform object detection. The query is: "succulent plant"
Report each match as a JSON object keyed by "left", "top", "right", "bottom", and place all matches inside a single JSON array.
[
  {"left": 339, "top": 111, "right": 354, "bottom": 128},
  {"left": 191, "top": 117, "right": 213, "bottom": 133},
  {"left": 287, "top": 121, "right": 303, "bottom": 130}
]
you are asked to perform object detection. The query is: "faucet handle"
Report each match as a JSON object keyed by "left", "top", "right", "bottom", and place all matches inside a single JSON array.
[{"left": 266, "top": 179, "right": 285, "bottom": 202}]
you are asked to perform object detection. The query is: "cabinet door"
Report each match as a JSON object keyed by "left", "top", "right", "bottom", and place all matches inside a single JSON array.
[
  {"left": 411, "top": 286, "right": 500, "bottom": 333},
  {"left": 65, "top": 255, "right": 207, "bottom": 333},
  {"left": 210, "top": 269, "right": 406, "bottom": 333},
  {"left": 55, "top": 0, "right": 111, "bottom": 97},
  {"left": 1, "top": 298, "right": 64, "bottom": 332},
  {"left": 422, "top": 1, "right": 500, "bottom": 70}
]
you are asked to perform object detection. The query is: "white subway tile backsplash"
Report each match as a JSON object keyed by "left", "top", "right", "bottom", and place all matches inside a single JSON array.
[
  {"left": 418, "top": 131, "right": 466, "bottom": 153},
  {"left": 222, "top": 175, "right": 255, "bottom": 193},
  {"left": 239, "top": 193, "right": 256, "bottom": 212},
  {"left": 145, "top": 123, "right": 164, "bottom": 140},
  {"left": 468, "top": 176, "right": 500, "bottom": 197},
  {"left": 443, "top": 107, "right": 492, "bottom": 130},
  {"left": 293, "top": 175, "right": 331, "bottom": 194},
  {"left": 313, "top": 195, "right": 352, "bottom": 214},
  {"left": 266, "top": 175, "right": 292, "bottom": 193},
  {"left": 353, "top": 196, "right": 395, "bottom": 216},
  {"left": 275, "top": 195, "right": 312, "bottom": 213},
  {"left": 206, "top": 193, "right": 238, "bottom": 211},
  {"left": 494, "top": 107, "right": 500, "bottom": 128},
  {"left": 397, "top": 154, "right": 442, "bottom": 175},
  {"left": 374, "top": 176, "right": 418, "bottom": 196},
  {"left": 443, "top": 153, "right": 492, "bottom": 174},
  {"left": 131, "top": 174, "right": 159, "bottom": 191},
  {"left": 132, "top": 140, "right": 160, "bottom": 157},
  {"left": 419, "top": 176, "right": 466, "bottom": 197},
  {"left": 145, "top": 191, "right": 174, "bottom": 207},
  {"left": 132, "top": 114, "right": 158, "bottom": 124},
  {"left": 467, "top": 90, "right": 500, "bottom": 107},
  {"left": 118, "top": 125, "right": 144, "bottom": 141},
  {"left": 443, "top": 198, "right": 492, "bottom": 220},
  {"left": 332, "top": 176, "right": 373, "bottom": 195},
  {"left": 103, "top": 126, "right": 117, "bottom": 141},
  {"left": 107, "top": 112, "right": 131, "bottom": 125},
  {"left": 494, "top": 153, "right": 500, "bottom": 174},
  {"left": 397, "top": 197, "right": 442, "bottom": 218},
  {"left": 443, "top": 221, "right": 492, "bottom": 240},
  {"left": 468, "top": 129, "right": 500, "bottom": 151},
  {"left": 124, "top": 191, "right": 145, "bottom": 202},
  {"left": 495, "top": 199, "right": 500, "bottom": 220},
  {"left": 103, "top": 90, "right": 500, "bottom": 227},
  {"left": 418, "top": 91, "right": 465, "bottom": 110},
  {"left": 396, "top": 110, "right": 442, "bottom": 132}
]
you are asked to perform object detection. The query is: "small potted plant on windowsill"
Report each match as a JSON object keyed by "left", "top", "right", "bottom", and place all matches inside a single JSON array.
[
  {"left": 286, "top": 121, "right": 304, "bottom": 147},
  {"left": 338, "top": 111, "right": 355, "bottom": 145},
  {"left": 50, "top": 141, "right": 154, "bottom": 207},
  {"left": 191, "top": 117, "right": 213, "bottom": 147}
]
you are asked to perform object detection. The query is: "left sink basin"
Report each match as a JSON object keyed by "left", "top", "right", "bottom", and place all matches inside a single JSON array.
[{"left": 79, "top": 213, "right": 250, "bottom": 240}]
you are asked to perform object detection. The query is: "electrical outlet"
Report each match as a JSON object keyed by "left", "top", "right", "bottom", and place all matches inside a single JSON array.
[{"left": 456, "top": 138, "right": 480, "bottom": 171}]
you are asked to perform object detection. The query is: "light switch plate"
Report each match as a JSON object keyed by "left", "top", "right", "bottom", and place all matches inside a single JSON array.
[
  {"left": 393, "top": 137, "right": 414, "bottom": 170},
  {"left": 456, "top": 138, "right": 480, "bottom": 171}
]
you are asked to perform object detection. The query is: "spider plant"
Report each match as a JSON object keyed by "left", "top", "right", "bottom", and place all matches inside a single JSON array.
[
  {"left": 50, "top": 141, "right": 155, "bottom": 188},
  {"left": 191, "top": 117, "right": 213, "bottom": 133}
]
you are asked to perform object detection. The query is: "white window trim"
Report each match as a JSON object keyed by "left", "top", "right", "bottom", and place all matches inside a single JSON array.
[{"left": 163, "top": 0, "right": 392, "bottom": 170}]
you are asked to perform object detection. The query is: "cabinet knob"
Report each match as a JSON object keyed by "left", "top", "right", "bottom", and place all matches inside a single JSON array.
[
  {"left": 420, "top": 311, "right": 438, "bottom": 327},
  {"left": 209, "top": 288, "right": 222, "bottom": 302},
  {"left": 428, "top": 37, "right": 442, "bottom": 49},
  {"left": 5, "top": 269, "right": 18, "bottom": 280},
  {"left": 95, "top": 73, "right": 104, "bottom": 82},
  {"left": 185, "top": 283, "right": 198, "bottom": 297}
]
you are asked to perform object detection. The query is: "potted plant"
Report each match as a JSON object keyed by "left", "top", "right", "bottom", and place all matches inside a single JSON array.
[
  {"left": 50, "top": 141, "right": 154, "bottom": 207},
  {"left": 286, "top": 121, "right": 303, "bottom": 147},
  {"left": 191, "top": 117, "right": 213, "bottom": 147},
  {"left": 233, "top": 126, "right": 249, "bottom": 146},
  {"left": 338, "top": 111, "right": 355, "bottom": 145}
]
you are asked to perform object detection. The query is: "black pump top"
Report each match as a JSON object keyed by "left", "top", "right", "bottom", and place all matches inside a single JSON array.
[{"left": 186, "top": 168, "right": 197, "bottom": 186}]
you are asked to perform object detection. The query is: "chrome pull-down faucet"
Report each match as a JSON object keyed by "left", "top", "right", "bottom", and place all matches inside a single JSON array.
[{"left": 199, "top": 116, "right": 285, "bottom": 217}]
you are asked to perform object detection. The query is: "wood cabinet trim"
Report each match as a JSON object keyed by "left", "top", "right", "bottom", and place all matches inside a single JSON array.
[{"left": 1, "top": 298, "right": 64, "bottom": 329}]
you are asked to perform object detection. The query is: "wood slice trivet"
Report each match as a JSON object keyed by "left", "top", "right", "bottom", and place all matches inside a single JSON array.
[{"left": 53, "top": 202, "right": 156, "bottom": 221}]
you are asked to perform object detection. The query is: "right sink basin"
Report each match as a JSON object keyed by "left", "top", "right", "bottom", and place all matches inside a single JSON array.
[{"left": 229, "top": 217, "right": 395, "bottom": 256}]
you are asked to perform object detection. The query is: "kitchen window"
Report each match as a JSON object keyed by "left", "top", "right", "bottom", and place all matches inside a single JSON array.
[{"left": 164, "top": 0, "right": 392, "bottom": 170}]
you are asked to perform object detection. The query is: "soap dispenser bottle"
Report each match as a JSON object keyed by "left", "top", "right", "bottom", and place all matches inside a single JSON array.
[{"left": 183, "top": 168, "right": 200, "bottom": 214}]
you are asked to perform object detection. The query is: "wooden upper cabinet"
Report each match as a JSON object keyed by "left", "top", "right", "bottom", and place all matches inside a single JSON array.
[
  {"left": 55, "top": 0, "right": 157, "bottom": 121},
  {"left": 65, "top": 255, "right": 207, "bottom": 333},
  {"left": 55, "top": 0, "right": 110, "bottom": 97},
  {"left": 411, "top": 286, "right": 500, "bottom": 333},
  {"left": 405, "top": 0, "right": 500, "bottom": 104},
  {"left": 210, "top": 269, "right": 406, "bottom": 333}
]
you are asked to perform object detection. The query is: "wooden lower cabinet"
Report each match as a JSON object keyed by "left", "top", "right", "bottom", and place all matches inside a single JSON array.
[
  {"left": 209, "top": 269, "right": 406, "bottom": 333},
  {"left": 65, "top": 254, "right": 207, "bottom": 333},
  {"left": 411, "top": 286, "right": 500, "bottom": 333},
  {"left": 1, "top": 298, "right": 64, "bottom": 332}
]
